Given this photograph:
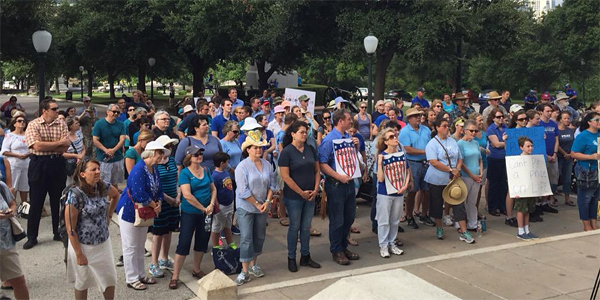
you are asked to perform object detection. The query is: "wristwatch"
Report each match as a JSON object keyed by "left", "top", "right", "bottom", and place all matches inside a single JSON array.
[{"left": 266, "top": 199, "right": 272, "bottom": 204}]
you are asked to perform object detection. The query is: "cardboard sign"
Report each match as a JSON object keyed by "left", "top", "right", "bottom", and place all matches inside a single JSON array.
[
  {"left": 333, "top": 139, "right": 361, "bottom": 179},
  {"left": 284, "top": 88, "right": 316, "bottom": 115},
  {"left": 505, "top": 127, "right": 546, "bottom": 157},
  {"left": 505, "top": 155, "right": 552, "bottom": 198},
  {"left": 383, "top": 152, "right": 408, "bottom": 195}
]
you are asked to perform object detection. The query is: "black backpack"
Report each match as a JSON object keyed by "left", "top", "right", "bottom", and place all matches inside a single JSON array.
[{"left": 58, "top": 185, "right": 84, "bottom": 249}]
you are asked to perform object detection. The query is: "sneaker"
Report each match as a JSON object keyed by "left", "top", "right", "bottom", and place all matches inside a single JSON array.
[
  {"left": 527, "top": 232, "right": 540, "bottom": 239},
  {"left": 459, "top": 231, "right": 475, "bottom": 244},
  {"left": 407, "top": 218, "right": 419, "bottom": 229},
  {"left": 535, "top": 206, "right": 544, "bottom": 216},
  {"left": 229, "top": 242, "right": 238, "bottom": 250},
  {"left": 541, "top": 203, "right": 558, "bottom": 214},
  {"left": 116, "top": 255, "right": 124, "bottom": 267},
  {"left": 149, "top": 263, "right": 164, "bottom": 278},
  {"left": 397, "top": 225, "right": 404, "bottom": 233},
  {"left": 418, "top": 215, "right": 435, "bottom": 227},
  {"left": 436, "top": 227, "right": 444, "bottom": 240},
  {"left": 505, "top": 217, "right": 518, "bottom": 228},
  {"left": 144, "top": 249, "right": 151, "bottom": 257},
  {"left": 442, "top": 215, "right": 453, "bottom": 226},
  {"left": 158, "top": 259, "right": 174, "bottom": 271},
  {"left": 530, "top": 213, "right": 544, "bottom": 222},
  {"left": 249, "top": 265, "right": 265, "bottom": 278},
  {"left": 380, "top": 246, "right": 390, "bottom": 258},
  {"left": 389, "top": 244, "right": 404, "bottom": 255},
  {"left": 231, "top": 224, "right": 241, "bottom": 236},
  {"left": 234, "top": 272, "right": 251, "bottom": 286},
  {"left": 517, "top": 233, "right": 533, "bottom": 240}
]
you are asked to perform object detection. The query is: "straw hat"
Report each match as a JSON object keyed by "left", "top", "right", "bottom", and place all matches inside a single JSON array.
[
  {"left": 241, "top": 130, "right": 268, "bottom": 151},
  {"left": 405, "top": 108, "right": 423, "bottom": 118},
  {"left": 487, "top": 91, "right": 502, "bottom": 100},
  {"left": 442, "top": 177, "right": 468, "bottom": 205}
]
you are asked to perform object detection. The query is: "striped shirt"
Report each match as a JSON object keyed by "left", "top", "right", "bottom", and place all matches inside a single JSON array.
[
  {"left": 157, "top": 156, "right": 178, "bottom": 198},
  {"left": 25, "top": 116, "right": 68, "bottom": 155}
]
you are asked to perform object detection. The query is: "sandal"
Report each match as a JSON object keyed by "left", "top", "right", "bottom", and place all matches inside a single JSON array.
[
  {"left": 347, "top": 238, "right": 359, "bottom": 246},
  {"left": 565, "top": 200, "right": 576, "bottom": 207},
  {"left": 310, "top": 228, "right": 322, "bottom": 236},
  {"left": 192, "top": 270, "right": 206, "bottom": 279},
  {"left": 550, "top": 201, "right": 559, "bottom": 208},
  {"left": 127, "top": 281, "right": 147, "bottom": 291},
  {"left": 400, "top": 215, "right": 407, "bottom": 223},
  {"left": 280, "top": 218, "right": 289, "bottom": 226},
  {"left": 169, "top": 278, "right": 179, "bottom": 290},
  {"left": 394, "top": 238, "right": 404, "bottom": 247},
  {"left": 350, "top": 226, "right": 360, "bottom": 234},
  {"left": 139, "top": 276, "right": 156, "bottom": 285}
]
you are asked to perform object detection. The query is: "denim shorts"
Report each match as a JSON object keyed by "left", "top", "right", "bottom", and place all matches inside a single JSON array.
[{"left": 407, "top": 160, "right": 429, "bottom": 192}]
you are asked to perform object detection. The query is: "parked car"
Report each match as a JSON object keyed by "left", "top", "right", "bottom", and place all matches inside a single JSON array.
[
  {"left": 358, "top": 87, "right": 373, "bottom": 100},
  {"left": 477, "top": 89, "right": 496, "bottom": 113},
  {"left": 386, "top": 89, "right": 412, "bottom": 101}
]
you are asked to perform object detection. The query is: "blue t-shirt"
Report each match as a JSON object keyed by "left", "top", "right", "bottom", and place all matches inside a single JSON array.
[
  {"left": 458, "top": 139, "right": 481, "bottom": 177},
  {"left": 212, "top": 170, "right": 234, "bottom": 206},
  {"left": 399, "top": 124, "right": 431, "bottom": 161},
  {"left": 220, "top": 139, "right": 242, "bottom": 169},
  {"left": 411, "top": 96, "right": 430, "bottom": 108},
  {"left": 424, "top": 136, "right": 462, "bottom": 186},
  {"left": 486, "top": 123, "right": 507, "bottom": 159},
  {"left": 178, "top": 167, "right": 214, "bottom": 214},
  {"left": 92, "top": 118, "right": 126, "bottom": 162},
  {"left": 377, "top": 150, "right": 409, "bottom": 196},
  {"left": 571, "top": 129, "right": 600, "bottom": 170},
  {"left": 374, "top": 115, "right": 389, "bottom": 127},
  {"left": 473, "top": 131, "right": 488, "bottom": 169},
  {"left": 210, "top": 113, "right": 238, "bottom": 139},
  {"left": 443, "top": 102, "right": 457, "bottom": 113},
  {"left": 353, "top": 132, "right": 366, "bottom": 152},
  {"left": 539, "top": 119, "right": 559, "bottom": 156}
]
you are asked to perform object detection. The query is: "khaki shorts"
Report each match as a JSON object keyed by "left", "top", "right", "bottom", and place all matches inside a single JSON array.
[
  {"left": 0, "top": 247, "right": 23, "bottom": 281},
  {"left": 211, "top": 204, "right": 234, "bottom": 233},
  {"left": 100, "top": 160, "right": 124, "bottom": 186}
]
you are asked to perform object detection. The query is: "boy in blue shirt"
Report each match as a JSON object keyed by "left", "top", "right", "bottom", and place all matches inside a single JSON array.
[
  {"left": 514, "top": 137, "right": 540, "bottom": 240},
  {"left": 211, "top": 152, "right": 237, "bottom": 249}
]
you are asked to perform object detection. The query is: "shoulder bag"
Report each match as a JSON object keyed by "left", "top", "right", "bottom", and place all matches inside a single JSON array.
[
  {"left": 65, "top": 141, "right": 78, "bottom": 176},
  {"left": 127, "top": 189, "right": 156, "bottom": 227},
  {"left": 434, "top": 137, "right": 454, "bottom": 180}
]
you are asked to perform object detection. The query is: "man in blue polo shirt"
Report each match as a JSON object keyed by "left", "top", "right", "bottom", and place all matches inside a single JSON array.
[
  {"left": 537, "top": 103, "right": 559, "bottom": 214},
  {"left": 318, "top": 109, "right": 360, "bottom": 266},
  {"left": 211, "top": 98, "right": 238, "bottom": 139},
  {"left": 399, "top": 108, "right": 434, "bottom": 229},
  {"left": 411, "top": 87, "right": 430, "bottom": 108}
]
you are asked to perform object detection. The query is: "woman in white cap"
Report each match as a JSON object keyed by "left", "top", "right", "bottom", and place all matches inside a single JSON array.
[
  {"left": 234, "top": 130, "right": 278, "bottom": 286},
  {"left": 148, "top": 135, "right": 181, "bottom": 278},
  {"left": 115, "top": 141, "right": 167, "bottom": 290},
  {"left": 424, "top": 115, "right": 474, "bottom": 244}
]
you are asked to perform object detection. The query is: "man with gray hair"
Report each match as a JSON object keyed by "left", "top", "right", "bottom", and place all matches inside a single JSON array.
[
  {"left": 92, "top": 104, "right": 126, "bottom": 185},
  {"left": 153, "top": 110, "right": 179, "bottom": 155}
]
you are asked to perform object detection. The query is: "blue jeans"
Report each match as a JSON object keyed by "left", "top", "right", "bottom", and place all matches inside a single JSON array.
[
  {"left": 237, "top": 208, "right": 267, "bottom": 262},
  {"left": 577, "top": 186, "right": 599, "bottom": 220},
  {"left": 370, "top": 173, "right": 378, "bottom": 231},
  {"left": 284, "top": 197, "right": 315, "bottom": 259},
  {"left": 558, "top": 156, "right": 573, "bottom": 195},
  {"left": 325, "top": 178, "right": 356, "bottom": 253}
]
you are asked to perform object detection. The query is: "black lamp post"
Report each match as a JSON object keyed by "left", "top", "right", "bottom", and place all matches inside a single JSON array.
[
  {"left": 32, "top": 29, "right": 52, "bottom": 107},
  {"left": 79, "top": 66, "right": 84, "bottom": 100},
  {"left": 148, "top": 58, "right": 155, "bottom": 101},
  {"left": 581, "top": 59, "right": 586, "bottom": 106},
  {"left": 363, "top": 33, "right": 378, "bottom": 113}
]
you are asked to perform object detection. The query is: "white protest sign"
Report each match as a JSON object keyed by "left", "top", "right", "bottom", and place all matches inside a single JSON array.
[
  {"left": 382, "top": 152, "right": 408, "bottom": 195},
  {"left": 505, "top": 155, "right": 552, "bottom": 198},
  {"left": 597, "top": 137, "right": 600, "bottom": 183},
  {"left": 284, "top": 88, "right": 316, "bottom": 115},
  {"left": 333, "top": 139, "right": 362, "bottom": 179}
]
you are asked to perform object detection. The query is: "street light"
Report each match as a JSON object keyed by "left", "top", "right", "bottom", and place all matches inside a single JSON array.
[
  {"left": 364, "top": 33, "right": 378, "bottom": 113},
  {"left": 79, "top": 66, "right": 85, "bottom": 100},
  {"left": 32, "top": 29, "right": 52, "bottom": 106},
  {"left": 581, "top": 59, "right": 586, "bottom": 106},
  {"left": 148, "top": 58, "right": 155, "bottom": 101}
]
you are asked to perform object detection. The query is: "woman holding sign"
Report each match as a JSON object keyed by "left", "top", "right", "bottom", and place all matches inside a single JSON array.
[
  {"left": 376, "top": 128, "right": 411, "bottom": 258},
  {"left": 425, "top": 116, "right": 473, "bottom": 243},
  {"left": 570, "top": 112, "right": 600, "bottom": 231}
]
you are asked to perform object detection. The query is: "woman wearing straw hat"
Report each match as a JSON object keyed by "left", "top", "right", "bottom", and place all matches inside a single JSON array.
[
  {"left": 424, "top": 115, "right": 474, "bottom": 243},
  {"left": 234, "top": 130, "right": 278, "bottom": 286}
]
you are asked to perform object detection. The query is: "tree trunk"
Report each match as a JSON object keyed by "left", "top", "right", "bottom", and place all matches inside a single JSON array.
[
  {"left": 453, "top": 40, "right": 463, "bottom": 92},
  {"left": 374, "top": 42, "right": 397, "bottom": 101},
  {"left": 86, "top": 72, "right": 93, "bottom": 97},
  {"left": 137, "top": 65, "right": 146, "bottom": 92},
  {"left": 185, "top": 50, "right": 208, "bottom": 98},
  {"left": 256, "top": 60, "right": 278, "bottom": 91},
  {"left": 55, "top": 77, "right": 60, "bottom": 94},
  {"left": 108, "top": 71, "right": 116, "bottom": 99}
]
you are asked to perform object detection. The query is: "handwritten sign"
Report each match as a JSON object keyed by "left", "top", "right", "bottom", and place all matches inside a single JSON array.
[
  {"left": 505, "top": 127, "right": 546, "bottom": 157},
  {"left": 505, "top": 155, "right": 552, "bottom": 198},
  {"left": 383, "top": 152, "right": 408, "bottom": 195},
  {"left": 333, "top": 139, "right": 361, "bottom": 179},
  {"left": 284, "top": 88, "right": 316, "bottom": 115}
]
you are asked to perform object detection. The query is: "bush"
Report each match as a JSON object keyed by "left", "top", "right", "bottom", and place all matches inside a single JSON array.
[{"left": 178, "top": 90, "right": 187, "bottom": 96}]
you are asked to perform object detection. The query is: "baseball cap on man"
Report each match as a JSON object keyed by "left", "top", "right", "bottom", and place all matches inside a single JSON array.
[
  {"left": 298, "top": 95, "right": 309, "bottom": 101},
  {"left": 417, "top": 87, "right": 426, "bottom": 93}
]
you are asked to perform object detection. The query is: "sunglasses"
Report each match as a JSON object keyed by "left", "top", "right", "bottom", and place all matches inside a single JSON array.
[
  {"left": 467, "top": 129, "right": 479, "bottom": 133},
  {"left": 385, "top": 135, "right": 398, "bottom": 141},
  {"left": 517, "top": 118, "right": 528, "bottom": 122},
  {"left": 435, "top": 105, "right": 442, "bottom": 108},
  {"left": 360, "top": 106, "right": 367, "bottom": 109},
  {"left": 323, "top": 116, "right": 331, "bottom": 120},
  {"left": 232, "top": 130, "right": 240, "bottom": 134},
  {"left": 50, "top": 107, "right": 59, "bottom": 111},
  {"left": 439, "top": 124, "right": 449, "bottom": 128},
  {"left": 591, "top": 118, "right": 600, "bottom": 123},
  {"left": 111, "top": 110, "right": 120, "bottom": 114},
  {"left": 83, "top": 100, "right": 90, "bottom": 103},
  {"left": 128, "top": 108, "right": 135, "bottom": 111},
  {"left": 157, "top": 118, "right": 170, "bottom": 122},
  {"left": 494, "top": 115, "right": 504, "bottom": 119},
  {"left": 16, "top": 119, "right": 25, "bottom": 123},
  {"left": 192, "top": 152, "right": 203, "bottom": 157}
]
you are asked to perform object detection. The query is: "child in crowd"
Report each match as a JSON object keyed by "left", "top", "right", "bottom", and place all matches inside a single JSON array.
[
  {"left": 514, "top": 136, "right": 540, "bottom": 240},
  {"left": 211, "top": 152, "right": 237, "bottom": 249}
]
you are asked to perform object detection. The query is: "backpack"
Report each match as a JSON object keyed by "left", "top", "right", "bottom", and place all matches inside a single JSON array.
[{"left": 58, "top": 185, "right": 84, "bottom": 249}]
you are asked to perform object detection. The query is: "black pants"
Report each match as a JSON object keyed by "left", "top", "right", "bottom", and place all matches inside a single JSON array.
[
  {"left": 487, "top": 157, "right": 508, "bottom": 213},
  {"left": 27, "top": 155, "right": 67, "bottom": 240}
]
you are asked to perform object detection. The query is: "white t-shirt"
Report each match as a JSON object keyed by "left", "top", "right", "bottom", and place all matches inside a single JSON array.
[
  {"left": 0, "top": 132, "right": 30, "bottom": 169},
  {"left": 267, "top": 120, "right": 283, "bottom": 137}
]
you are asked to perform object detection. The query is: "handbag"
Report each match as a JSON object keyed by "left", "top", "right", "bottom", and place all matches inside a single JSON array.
[
  {"left": 17, "top": 201, "right": 30, "bottom": 219},
  {"left": 127, "top": 189, "right": 156, "bottom": 227},
  {"left": 65, "top": 142, "right": 78, "bottom": 176},
  {"left": 212, "top": 247, "right": 242, "bottom": 275},
  {"left": 434, "top": 137, "right": 455, "bottom": 180},
  {"left": 10, "top": 216, "right": 26, "bottom": 242},
  {"left": 575, "top": 164, "right": 599, "bottom": 190}
]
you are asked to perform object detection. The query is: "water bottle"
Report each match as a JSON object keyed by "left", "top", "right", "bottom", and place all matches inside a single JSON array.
[
  {"left": 476, "top": 220, "right": 483, "bottom": 237},
  {"left": 481, "top": 217, "right": 487, "bottom": 232},
  {"left": 204, "top": 214, "right": 212, "bottom": 232}
]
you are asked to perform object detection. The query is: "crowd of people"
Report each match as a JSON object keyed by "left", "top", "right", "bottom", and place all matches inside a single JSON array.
[{"left": 0, "top": 82, "right": 597, "bottom": 299}]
